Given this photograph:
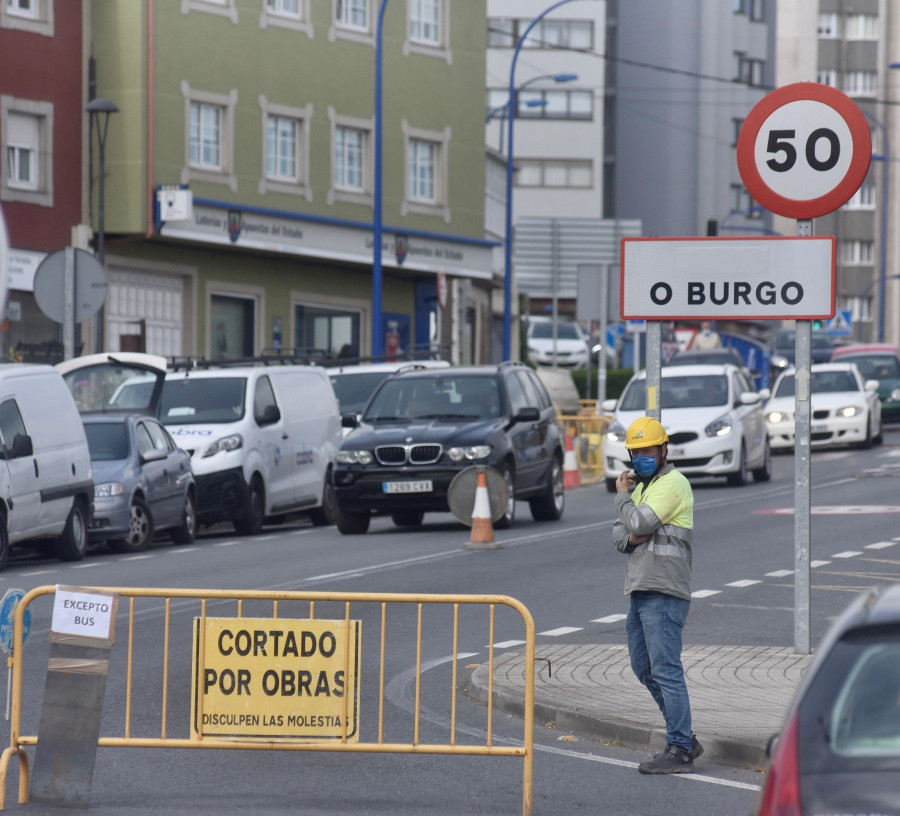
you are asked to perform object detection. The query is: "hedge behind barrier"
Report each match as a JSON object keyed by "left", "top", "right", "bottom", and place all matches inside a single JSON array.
[{"left": 570, "top": 368, "right": 634, "bottom": 403}]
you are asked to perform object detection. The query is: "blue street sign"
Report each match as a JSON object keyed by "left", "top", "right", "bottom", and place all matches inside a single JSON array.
[
  {"left": 825, "top": 309, "right": 852, "bottom": 337},
  {"left": 0, "top": 589, "right": 31, "bottom": 654}
]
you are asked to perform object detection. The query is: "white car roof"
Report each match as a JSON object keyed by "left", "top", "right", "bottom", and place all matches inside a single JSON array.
[
  {"left": 326, "top": 360, "right": 450, "bottom": 375},
  {"left": 629, "top": 363, "right": 740, "bottom": 379}
]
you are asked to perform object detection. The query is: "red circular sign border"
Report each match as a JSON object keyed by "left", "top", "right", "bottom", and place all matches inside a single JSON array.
[{"left": 736, "top": 82, "right": 872, "bottom": 220}]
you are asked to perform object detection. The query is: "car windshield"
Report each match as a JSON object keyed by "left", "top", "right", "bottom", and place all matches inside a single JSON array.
[
  {"left": 330, "top": 372, "right": 393, "bottom": 414},
  {"left": 84, "top": 422, "right": 129, "bottom": 461},
  {"left": 773, "top": 370, "right": 860, "bottom": 398},
  {"left": 364, "top": 375, "right": 502, "bottom": 421},
  {"left": 839, "top": 355, "right": 900, "bottom": 381},
  {"left": 619, "top": 375, "right": 729, "bottom": 410},
  {"left": 669, "top": 351, "right": 739, "bottom": 367},
  {"left": 530, "top": 322, "right": 582, "bottom": 341},
  {"left": 773, "top": 331, "right": 834, "bottom": 350},
  {"left": 159, "top": 378, "right": 247, "bottom": 425}
]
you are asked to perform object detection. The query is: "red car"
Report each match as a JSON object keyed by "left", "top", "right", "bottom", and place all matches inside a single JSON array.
[{"left": 831, "top": 344, "right": 900, "bottom": 423}]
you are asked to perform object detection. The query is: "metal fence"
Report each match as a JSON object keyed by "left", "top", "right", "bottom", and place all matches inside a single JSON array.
[
  {"left": 557, "top": 402, "right": 611, "bottom": 484},
  {"left": 0, "top": 586, "right": 536, "bottom": 814}
]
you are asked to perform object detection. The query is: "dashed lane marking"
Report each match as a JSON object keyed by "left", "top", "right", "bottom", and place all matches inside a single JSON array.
[
  {"left": 766, "top": 569, "right": 794, "bottom": 577},
  {"left": 811, "top": 560, "right": 831, "bottom": 567},
  {"left": 831, "top": 551, "right": 862, "bottom": 558},
  {"left": 592, "top": 614, "right": 627, "bottom": 624},
  {"left": 867, "top": 541, "right": 898, "bottom": 549},
  {"left": 490, "top": 640, "right": 526, "bottom": 649},
  {"left": 725, "top": 579, "right": 761, "bottom": 588},
  {"left": 692, "top": 589, "right": 722, "bottom": 598},
  {"left": 539, "top": 627, "right": 583, "bottom": 637},
  {"left": 754, "top": 505, "right": 900, "bottom": 515}
]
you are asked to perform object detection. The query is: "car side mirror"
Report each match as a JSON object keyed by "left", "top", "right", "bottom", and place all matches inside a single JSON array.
[
  {"left": 600, "top": 398, "right": 618, "bottom": 413},
  {"left": 864, "top": 379, "right": 879, "bottom": 392},
  {"left": 141, "top": 447, "right": 167, "bottom": 463},
  {"left": 739, "top": 392, "right": 761, "bottom": 406},
  {"left": 341, "top": 413, "right": 359, "bottom": 429},
  {"left": 514, "top": 406, "right": 540, "bottom": 423},
  {"left": 765, "top": 732, "right": 779, "bottom": 760},
  {"left": 257, "top": 404, "right": 281, "bottom": 426},
  {"left": 9, "top": 433, "right": 33, "bottom": 459},
  {"left": 758, "top": 388, "right": 771, "bottom": 401}
]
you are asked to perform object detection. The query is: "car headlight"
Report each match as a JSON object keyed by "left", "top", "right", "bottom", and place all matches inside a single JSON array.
[
  {"left": 704, "top": 415, "right": 733, "bottom": 437},
  {"left": 836, "top": 405, "right": 861, "bottom": 418},
  {"left": 95, "top": 482, "right": 125, "bottom": 499},
  {"left": 201, "top": 433, "right": 243, "bottom": 458},
  {"left": 606, "top": 420, "right": 626, "bottom": 443},
  {"left": 771, "top": 355, "right": 789, "bottom": 369},
  {"left": 447, "top": 445, "right": 492, "bottom": 461},
  {"left": 336, "top": 450, "right": 374, "bottom": 465},
  {"left": 766, "top": 411, "right": 789, "bottom": 423},
  {"left": 891, "top": 387, "right": 900, "bottom": 401}
]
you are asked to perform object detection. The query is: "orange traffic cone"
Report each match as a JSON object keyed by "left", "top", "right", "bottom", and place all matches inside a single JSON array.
[
  {"left": 563, "top": 431, "right": 581, "bottom": 489},
  {"left": 469, "top": 469, "right": 495, "bottom": 545}
]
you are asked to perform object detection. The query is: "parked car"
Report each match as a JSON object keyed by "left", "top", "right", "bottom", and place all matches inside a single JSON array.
[
  {"left": 327, "top": 360, "right": 451, "bottom": 435},
  {"left": 59, "top": 353, "right": 343, "bottom": 535},
  {"left": 665, "top": 347, "right": 760, "bottom": 384},
  {"left": 600, "top": 363, "right": 771, "bottom": 491},
  {"left": 0, "top": 364, "right": 94, "bottom": 569},
  {"left": 768, "top": 329, "right": 836, "bottom": 383},
  {"left": 82, "top": 414, "right": 196, "bottom": 551},
  {"left": 830, "top": 344, "right": 900, "bottom": 424},
  {"left": 332, "top": 362, "right": 565, "bottom": 534},
  {"left": 526, "top": 318, "right": 591, "bottom": 369},
  {"left": 755, "top": 583, "right": 900, "bottom": 815},
  {"left": 764, "top": 362, "right": 883, "bottom": 450}
]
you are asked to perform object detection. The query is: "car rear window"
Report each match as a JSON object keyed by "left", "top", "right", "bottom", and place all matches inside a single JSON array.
[
  {"left": 84, "top": 422, "right": 129, "bottom": 461},
  {"left": 799, "top": 628, "right": 900, "bottom": 770}
]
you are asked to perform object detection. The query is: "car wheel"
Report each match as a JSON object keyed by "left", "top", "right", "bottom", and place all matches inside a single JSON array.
[
  {"left": 335, "top": 505, "right": 370, "bottom": 535},
  {"left": 726, "top": 444, "right": 748, "bottom": 487},
  {"left": 391, "top": 511, "right": 424, "bottom": 527},
  {"left": 529, "top": 456, "right": 565, "bottom": 522},
  {"left": 605, "top": 477, "right": 617, "bottom": 493},
  {"left": 0, "top": 518, "right": 9, "bottom": 573},
  {"left": 752, "top": 439, "right": 773, "bottom": 483},
  {"left": 110, "top": 496, "right": 154, "bottom": 553},
  {"left": 234, "top": 477, "right": 265, "bottom": 535},
  {"left": 874, "top": 417, "right": 884, "bottom": 446},
  {"left": 308, "top": 473, "right": 336, "bottom": 527},
  {"left": 56, "top": 500, "right": 88, "bottom": 562},
  {"left": 494, "top": 463, "right": 516, "bottom": 530},
  {"left": 171, "top": 491, "right": 197, "bottom": 545}
]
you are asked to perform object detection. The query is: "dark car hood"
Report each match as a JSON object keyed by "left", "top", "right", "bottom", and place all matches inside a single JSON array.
[{"left": 343, "top": 418, "right": 504, "bottom": 448}]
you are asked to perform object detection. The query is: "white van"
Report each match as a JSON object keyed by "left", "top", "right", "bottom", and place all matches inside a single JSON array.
[{"left": 0, "top": 364, "right": 93, "bottom": 569}]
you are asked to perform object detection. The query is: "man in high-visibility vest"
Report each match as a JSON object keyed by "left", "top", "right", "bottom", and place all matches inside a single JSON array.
[{"left": 612, "top": 416, "right": 702, "bottom": 774}]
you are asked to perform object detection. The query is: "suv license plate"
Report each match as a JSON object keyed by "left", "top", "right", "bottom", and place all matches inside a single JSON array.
[
  {"left": 668, "top": 446, "right": 686, "bottom": 458},
  {"left": 383, "top": 480, "right": 433, "bottom": 494}
]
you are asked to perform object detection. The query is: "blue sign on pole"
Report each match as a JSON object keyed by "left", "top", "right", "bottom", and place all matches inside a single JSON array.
[
  {"left": 0, "top": 589, "right": 31, "bottom": 654},
  {"left": 825, "top": 309, "right": 852, "bottom": 337}
]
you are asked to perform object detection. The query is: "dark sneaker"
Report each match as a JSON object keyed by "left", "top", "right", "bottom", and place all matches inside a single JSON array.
[
  {"left": 691, "top": 734, "right": 704, "bottom": 760},
  {"left": 638, "top": 744, "right": 694, "bottom": 774}
]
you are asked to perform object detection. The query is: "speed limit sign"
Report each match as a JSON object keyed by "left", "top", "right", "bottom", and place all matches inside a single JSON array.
[{"left": 737, "top": 82, "right": 871, "bottom": 219}]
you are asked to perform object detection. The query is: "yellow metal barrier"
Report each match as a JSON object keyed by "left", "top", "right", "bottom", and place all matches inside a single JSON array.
[
  {"left": 557, "top": 404, "right": 611, "bottom": 484},
  {"left": 1, "top": 586, "right": 536, "bottom": 814}
]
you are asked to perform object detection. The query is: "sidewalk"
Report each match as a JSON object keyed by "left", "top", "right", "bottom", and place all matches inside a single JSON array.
[{"left": 468, "top": 643, "right": 813, "bottom": 769}]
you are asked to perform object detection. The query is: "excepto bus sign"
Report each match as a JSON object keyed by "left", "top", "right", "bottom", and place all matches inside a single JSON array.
[
  {"left": 620, "top": 236, "right": 835, "bottom": 321},
  {"left": 191, "top": 617, "right": 361, "bottom": 742}
]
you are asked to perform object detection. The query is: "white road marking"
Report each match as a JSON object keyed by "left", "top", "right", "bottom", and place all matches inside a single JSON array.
[
  {"left": 72, "top": 562, "right": 105, "bottom": 569},
  {"left": 866, "top": 541, "right": 897, "bottom": 550},
  {"left": 213, "top": 540, "right": 239, "bottom": 547},
  {"left": 122, "top": 554, "right": 154, "bottom": 561},
  {"left": 831, "top": 551, "right": 862, "bottom": 559},
  {"left": 592, "top": 614, "right": 627, "bottom": 624},
  {"left": 765, "top": 569, "right": 793, "bottom": 577},
  {"left": 692, "top": 589, "right": 722, "bottom": 598},
  {"left": 811, "top": 560, "right": 831, "bottom": 568},
  {"left": 725, "top": 579, "right": 761, "bottom": 588},
  {"left": 539, "top": 627, "right": 583, "bottom": 637},
  {"left": 491, "top": 640, "right": 526, "bottom": 649}
]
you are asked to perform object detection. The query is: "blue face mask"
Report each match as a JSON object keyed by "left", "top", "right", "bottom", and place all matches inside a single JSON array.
[{"left": 631, "top": 453, "right": 659, "bottom": 478}]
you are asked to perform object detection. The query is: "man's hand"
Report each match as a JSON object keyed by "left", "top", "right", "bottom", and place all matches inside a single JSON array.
[
  {"left": 627, "top": 533, "right": 651, "bottom": 547},
  {"left": 616, "top": 469, "right": 635, "bottom": 493}
]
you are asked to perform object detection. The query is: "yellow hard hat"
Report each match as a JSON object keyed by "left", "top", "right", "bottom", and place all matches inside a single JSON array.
[{"left": 625, "top": 416, "right": 668, "bottom": 450}]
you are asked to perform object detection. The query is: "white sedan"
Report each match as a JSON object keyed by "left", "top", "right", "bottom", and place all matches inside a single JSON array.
[
  {"left": 765, "top": 362, "right": 883, "bottom": 450},
  {"left": 601, "top": 363, "right": 771, "bottom": 491}
]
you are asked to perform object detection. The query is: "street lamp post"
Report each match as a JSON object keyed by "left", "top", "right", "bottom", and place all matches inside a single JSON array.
[
  {"left": 502, "top": 0, "right": 596, "bottom": 361},
  {"left": 87, "top": 97, "right": 119, "bottom": 353},
  {"left": 863, "top": 109, "right": 889, "bottom": 343},
  {"left": 372, "top": 0, "right": 391, "bottom": 359}
]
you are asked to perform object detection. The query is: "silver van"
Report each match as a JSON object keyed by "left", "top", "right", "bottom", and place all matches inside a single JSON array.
[{"left": 0, "top": 364, "right": 93, "bottom": 568}]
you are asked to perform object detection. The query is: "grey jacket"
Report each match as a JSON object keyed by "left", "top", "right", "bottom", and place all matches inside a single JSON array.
[{"left": 612, "top": 464, "right": 694, "bottom": 601}]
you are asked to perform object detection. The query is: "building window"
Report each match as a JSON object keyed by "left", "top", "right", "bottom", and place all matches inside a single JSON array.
[
  {"left": 843, "top": 71, "right": 876, "bottom": 97},
  {"left": 843, "top": 183, "right": 876, "bottom": 210},
  {"left": 181, "top": 0, "right": 238, "bottom": 24},
  {"left": 258, "top": 97, "right": 311, "bottom": 199},
  {"left": 327, "top": 109, "right": 373, "bottom": 206},
  {"left": 336, "top": 0, "right": 367, "bottom": 30},
  {"left": 731, "top": 117, "right": 744, "bottom": 147},
  {"left": 517, "top": 88, "right": 593, "bottom": 120},
  {"left": 1, "top": 0, "right": 53, "bottom": 35},
  {"left": 729, "top": 183, "right": 756, "bottom": 214},
  {"left": 181, "top": 84, "right": 237, "bottom": 190},
  {"left": 839, "top": 240, "right": 874, "bottom": 265},
  {"left": 295, "top": 303, "right": 361, "bottom": 358},
  {"left": 845, "top": 14, "right": 877, "bottom": 40},
  {"left": 838, "top": 294, "right": 870, "bottom": 323},
  {"left": 1, "top": 96, "right": 53, "bottom": 207},
  {"left": 260, "top": 0, "right": 312, "bottom": 35},
  {"left": 486, "top": 17, "right": 593, "bottom": 50},
  {"left": 402, "top": 121, "right": 449, "bottom": 221},
  {"left": 817, "top": 13, "right": 838, "bottom": 37},
  {"left": 749, "top": 0, "right": 764, "bottom": 21},
  {"left": 817, "top": 69, "right": 838, "bottom": 87},
  {"left": 733, "top": 53, "right": 764, "bottom": 86},
  {"left": 404, "top": 0, "right": 450, "bottom": 62},
  {"left": 515, "top": 159, "right": 592, "bottom": 189},
  {"left": 210, "top": 292, "right": 258, "bottom": 359}
]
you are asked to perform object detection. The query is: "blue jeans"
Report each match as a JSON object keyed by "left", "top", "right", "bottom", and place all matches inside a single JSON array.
[{"left": 625, "top": 591, "right": 692, "bottom": 750}]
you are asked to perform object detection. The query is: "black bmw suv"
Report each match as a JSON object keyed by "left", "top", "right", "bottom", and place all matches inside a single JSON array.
[{"left": 332, "top": 363, "right": 565, "bottom": 534}]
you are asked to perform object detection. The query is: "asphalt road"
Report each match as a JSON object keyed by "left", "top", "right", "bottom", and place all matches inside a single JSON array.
[{"left": 0, "top": 427, "right": 898, "bottom": 814}]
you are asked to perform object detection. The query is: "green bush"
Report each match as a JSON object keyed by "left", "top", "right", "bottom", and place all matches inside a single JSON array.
[{"left": 571, "top": 368, "right": 634, "bottom": 403}]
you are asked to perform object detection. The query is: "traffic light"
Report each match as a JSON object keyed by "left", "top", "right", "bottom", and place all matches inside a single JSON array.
[{"left": 812, "top": 320, "right": 823, "bottom": 329}]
